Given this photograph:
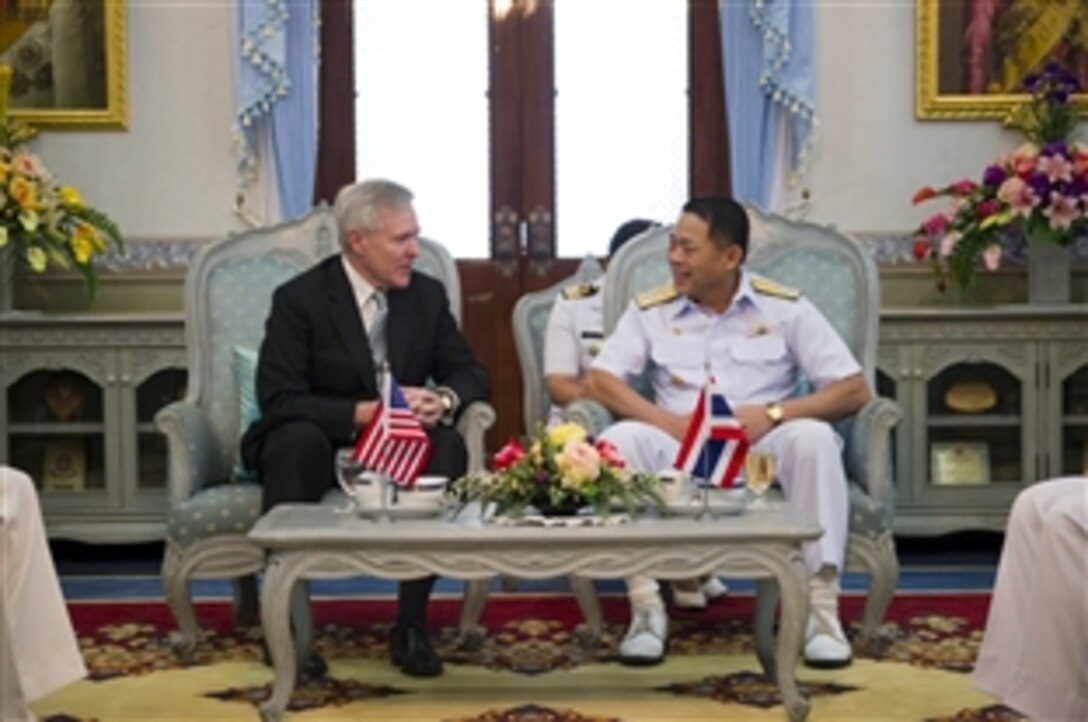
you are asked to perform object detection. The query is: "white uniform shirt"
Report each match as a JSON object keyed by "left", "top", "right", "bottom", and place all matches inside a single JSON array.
[
  {"left": 544, "top": 277, "right": 606, "bottom": 378},
  {"left": 591, "top": 271, "right": 861, "bottom": 414}
]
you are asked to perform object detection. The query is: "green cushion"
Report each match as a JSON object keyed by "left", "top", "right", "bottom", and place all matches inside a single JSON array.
[{"left": 232, "top": 346, "right": 260, "bottom": 483}]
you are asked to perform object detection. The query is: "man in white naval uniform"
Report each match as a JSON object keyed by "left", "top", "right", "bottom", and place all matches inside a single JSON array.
[
  {"left": 586, "top": 196, "right": 871, "bottom": 668},
  {"left": 1, "top": 465, "right": 86, "bottom": 721},
  {"left": 544, "top": 220, "right": 728, "bottom": 609}
]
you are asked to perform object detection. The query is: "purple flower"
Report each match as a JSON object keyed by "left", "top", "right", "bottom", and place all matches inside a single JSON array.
[
  {"left": 1027, "top": 173, "right": 1052, "bottom": 198},
  {"left": 982, "top": 164, "right": 1007, "bottom": 187},
  {"left": 1043, "top": 141, "right": 1069, "bottom": 158}
]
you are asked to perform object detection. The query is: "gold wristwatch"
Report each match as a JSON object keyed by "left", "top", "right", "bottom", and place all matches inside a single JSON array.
[{"left": 765, "top": 402, "right": 785, "bottom": 426}]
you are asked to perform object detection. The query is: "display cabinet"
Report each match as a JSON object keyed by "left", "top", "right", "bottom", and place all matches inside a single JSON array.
[
  {"left": 879, "top": 306, "right": 1088, "bottom": 535},
  {"left": 0, "top": 314, "right": 185, "bottom": 542}
]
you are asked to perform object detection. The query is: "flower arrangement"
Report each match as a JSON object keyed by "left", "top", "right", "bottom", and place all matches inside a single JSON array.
[
  {"left": 0, "top": 66, "right": 123, "bottom": 299},
  {"left": 911, "top": 62, "right": 1086, "bottom": 293},
  {"left": 449, "top": 422, "right": 664, "bottom": 518}
]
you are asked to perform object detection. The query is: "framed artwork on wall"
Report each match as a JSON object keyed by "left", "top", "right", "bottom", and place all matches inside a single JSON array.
[
  {"left": 0, "top": 0, "right": 126, "bottom": 128},
  {"left": 915, "top": 0, "right": 1088, "bottom": 120}
]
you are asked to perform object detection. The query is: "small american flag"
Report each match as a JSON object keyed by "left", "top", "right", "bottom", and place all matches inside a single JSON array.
[
  {"left": 351, "top": 370, "right": 432, "bottom": 488},
  {"left": 673, "top": 378, "right": 749, "bottom": 488}
]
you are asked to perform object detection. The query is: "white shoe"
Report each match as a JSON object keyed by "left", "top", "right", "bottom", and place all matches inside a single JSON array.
[
  {"left": 702, "top": 577, "right": 728, "bottom": 600},
  {"left": 803, "top": 575, "right": 852, "bottom": 669},
  {"left": 671, "top": 584, "right": 707, "bottom": 609},
  {"left": 619, "top": 606, "right": 668, "bottom": 665}
]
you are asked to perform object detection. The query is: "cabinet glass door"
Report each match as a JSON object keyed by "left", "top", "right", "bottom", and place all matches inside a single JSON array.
[
  {"left": 1060, "top": 364, "right": 1088, "bottom": 476},
  {"left": 135, "top": 368, "right": 187, "bottom": 490},
  {"left": 926, "top": 361, "right": 1023, "bottom": 486},
  {"left": 7, "top": 369, "right": 107, "bottom": 495}
]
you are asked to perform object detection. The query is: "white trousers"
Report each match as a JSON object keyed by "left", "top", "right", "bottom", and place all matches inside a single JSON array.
[
  {"left": 601, "top": 419, "right": 850, "bottom": 605},
  {"left": 972, "top": 476, "right": 1088, "bottom": 722},
  {"left": 1, "top": 466, "right": 86, "bottom": 721}
]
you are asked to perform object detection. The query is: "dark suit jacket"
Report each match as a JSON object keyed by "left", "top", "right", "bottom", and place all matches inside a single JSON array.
[{"left": 241, "top": 255, "right": 490, "bottom": 467}]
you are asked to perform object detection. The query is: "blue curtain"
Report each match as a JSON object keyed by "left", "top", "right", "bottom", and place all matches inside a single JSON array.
[
  {"left": 720, "top": 0, "right": 816, "bottom": 209},
  {"left": 234, "top": 0, "right": 319, "bottom": 221}
]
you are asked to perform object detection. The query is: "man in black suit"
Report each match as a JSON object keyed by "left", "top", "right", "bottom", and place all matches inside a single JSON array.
[{"left": 241, "top": 179, "right": 490, "bottom": 678}]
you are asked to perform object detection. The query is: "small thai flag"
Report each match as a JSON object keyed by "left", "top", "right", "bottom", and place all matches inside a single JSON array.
[
  {"left": 673, "top": 378, "right": 749, "bottom": 488},
  {"left": 351, "top": 370, "right": 432, "bottom": 488}
]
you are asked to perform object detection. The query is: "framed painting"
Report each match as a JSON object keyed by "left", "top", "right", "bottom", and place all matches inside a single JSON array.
[
  {"left": 0, "top": 0, "right": 126, "bottom": 128},
  {"left": 915, "top": 0, "right": 1088, "bottom": 121}
]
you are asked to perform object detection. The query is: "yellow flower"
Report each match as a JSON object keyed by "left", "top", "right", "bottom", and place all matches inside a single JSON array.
[
  {"left": 8, "top": 175, "right": 36, "bottom": 209},
  {"left": 18, "top": 208, "right": 38, "bottom": 232},
  {"left": 70, "top": 226, "right": 96, "bottom": 264},
  {"left": 26, "top": 246, "right": 46, "bottom": 272},
  {"left": 0, "top": 226, "right": 7, "bottom": 247},
  {"left": 547, "top": 422, "right": 586, "bottom": 449},
  {"left": 59, "top": 185, "right": 82, "bottom": 206}
]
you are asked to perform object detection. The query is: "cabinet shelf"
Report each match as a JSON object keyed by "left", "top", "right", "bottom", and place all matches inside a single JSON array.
[
  {"left": 1061, "top": 415, "right": 1088, "bottom": 425},
  {"left": 927, "top": 415, "right": 1021, "bottom": 427},
  {"left": 10, "top": 422, "right": 106, "bottom": 434}
]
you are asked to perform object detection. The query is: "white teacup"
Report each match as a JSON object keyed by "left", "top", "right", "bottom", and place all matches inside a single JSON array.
[
  {"left": 392, "top": 475, "right": 448, "bottom": 510},
  {"left": 656, "top": 469, "right": 694, "bottom": 505}
]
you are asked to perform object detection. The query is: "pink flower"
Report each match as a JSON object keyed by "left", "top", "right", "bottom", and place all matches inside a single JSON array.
[
  {"left": 974, "top": 199, "right": 1000, "bottom": 219},
  {"left": 1037, "top": 153, "right": 1073, "bottom": 183},
  {"left": 555, "top": 441, "right": 601, "bottom": 487},
  {"left": 1011, "top": 143, "right": 1039, "bottom": 176},
  {"left": 491, "top": 439, "right": 524, "bottom": 470},
  {"left": 982, "top": 244, "right": 1003, "bottom": 270},
  {"left": 950, "top": 179, "right": 978, "bottom": 196},
  {"left": 996, "top": 176, "right": 1037, "bottom": 217},
  {"left": 1043, "top": 191, "right": 1079, "bottom": 230},
  {"left": 940, "top": 230, "right": 962, "bottom": 258},
  {"left": 594, "top": 439, "right": 626, "bottom": 469},
  {"left": 920, "top": 212, "right": 947, "bottom": 235}
]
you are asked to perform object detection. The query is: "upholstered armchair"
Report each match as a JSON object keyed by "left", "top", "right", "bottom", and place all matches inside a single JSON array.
[
  {"left": 565, "top": 205, "right": 902, "bottom": 648},
  {"left": 156, "top": 206, "right": 495, "bottom": 656}
]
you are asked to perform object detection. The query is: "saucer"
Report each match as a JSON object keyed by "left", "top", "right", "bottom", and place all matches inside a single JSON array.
[{"left": 664, "top": 489, "right": 746, "bottom": 517}]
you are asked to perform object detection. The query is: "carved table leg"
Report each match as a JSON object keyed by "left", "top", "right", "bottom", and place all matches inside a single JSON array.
[
  {"left": 457, "top": 578, "right": 491, "bottom": 650},
  {"left": 774, "top": 552, "right": 811, "bottom": 722},
  {"left": 754, "top": 578, "right": 780, "bottom": 682},
  {"left": 258, "top": 554, "right": 299, "bottom": 722},
  {"left": 569, "top": 575, "right": 603, "bottom": 647},
  {"left": 162, "top": 544, "right": 199, "bottom": 660}
]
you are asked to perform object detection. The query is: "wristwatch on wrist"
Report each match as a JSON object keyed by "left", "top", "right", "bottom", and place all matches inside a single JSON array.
[
  {"left": 436, "top": 386, "right": 459, "bottom": 418},
  {"left": 765, "top": 402, "right": 785, "bottom": 427}
]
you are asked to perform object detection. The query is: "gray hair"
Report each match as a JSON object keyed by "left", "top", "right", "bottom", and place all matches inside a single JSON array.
[{"left": 333, "top": 179, "right": 414, "bottom": 248}]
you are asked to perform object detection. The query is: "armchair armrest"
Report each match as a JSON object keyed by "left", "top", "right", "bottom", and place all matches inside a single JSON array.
[
  {"left": 155, "top": 400, "right": 223, "bottom": 506},
  {"left": 562, "top": 398, "right": 614, "bottom": 437},
  {"left": 843, "top": 396, "right": 902, "bottom": 506},
  {"left": 455, "top": 401, "right": 497, "bottom": 474}
]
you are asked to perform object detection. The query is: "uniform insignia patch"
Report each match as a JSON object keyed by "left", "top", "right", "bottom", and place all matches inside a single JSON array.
[
  {"left": 561, "top": 282, "right": 599, "bottom": 300},
  {"left": 751, "top": 277, "right": 801, "bottom": 300},
  {"left": 635, "top": 283, "right": 679, "bottom": 309},
  {"left": 748, "top": 323, "right": 774, "bottom": 337}
]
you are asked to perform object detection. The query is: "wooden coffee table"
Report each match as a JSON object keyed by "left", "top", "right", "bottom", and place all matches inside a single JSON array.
[{"left": 249, "top": 503, "right": 822, "bottom": 721}]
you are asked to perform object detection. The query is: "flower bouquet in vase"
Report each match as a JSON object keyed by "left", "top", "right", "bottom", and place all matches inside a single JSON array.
[
  {"left": 450, "top": 423, "right": 664, "bottom": 522},
  {"left": 0, "top": 65, "right": 123, "bottom": 311},
  {"left": 911, "top": 62, "right": 1085, "bottom": 302}
]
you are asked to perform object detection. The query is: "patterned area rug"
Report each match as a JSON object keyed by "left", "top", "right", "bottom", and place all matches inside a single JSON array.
[{"left": 36, "top": 592, "right": 1028, "bottom": 722}]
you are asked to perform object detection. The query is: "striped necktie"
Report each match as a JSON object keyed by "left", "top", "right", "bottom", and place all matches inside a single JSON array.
[{"left": 367, "top": 290, "right": 387, "bottom": 367}]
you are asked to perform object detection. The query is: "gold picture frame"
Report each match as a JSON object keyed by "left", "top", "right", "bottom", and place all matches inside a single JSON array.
[
  {"left": 0, "top": 0, "right": 126, "bottom": 129},
  {"left": 915, "top": 0, "right": 1088, "bottom": 121}
]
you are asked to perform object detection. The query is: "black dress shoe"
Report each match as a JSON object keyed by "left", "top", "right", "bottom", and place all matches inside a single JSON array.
[{"left": 389, "top": 624, "right": 444, "bottom": 677}]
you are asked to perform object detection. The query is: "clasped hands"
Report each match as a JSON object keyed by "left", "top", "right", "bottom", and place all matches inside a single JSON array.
[
  {"left": 664, "top": 403, "right": 776, "bottom": 443},
  {"left": 353, "top": 386, "right": 446, "bottom": 429}
]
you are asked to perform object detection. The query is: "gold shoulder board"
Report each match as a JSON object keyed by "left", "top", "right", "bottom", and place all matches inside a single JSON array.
[
  {"left": 561, "top": 282, "right": 599, "bottom": 300},
  {"left": 751, "top": 277, "right": 801, "bottom": 301},
  {"left": 635, "top": 283, "right": 679, "bottom": 310}
]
